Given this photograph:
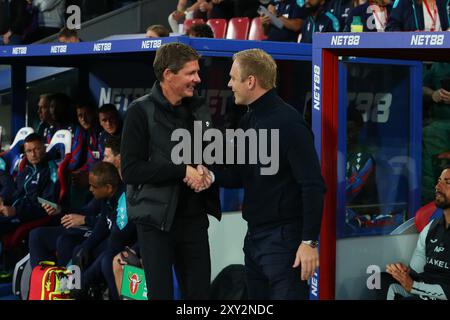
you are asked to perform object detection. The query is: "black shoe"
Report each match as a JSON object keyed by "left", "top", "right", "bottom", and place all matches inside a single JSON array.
[{"left": 69, "top": 289, "right": 90, "bottom": 300}]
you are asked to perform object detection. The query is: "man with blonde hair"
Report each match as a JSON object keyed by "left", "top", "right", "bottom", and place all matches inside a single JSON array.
[{"left": 188, "top": 48, "right": 326, "bottom": 299}]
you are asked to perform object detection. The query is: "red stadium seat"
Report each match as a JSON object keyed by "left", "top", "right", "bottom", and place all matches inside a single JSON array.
[
  {"left": 183, "top": 18, "right": 205, "bottom": 34},
  {"left": 248, "top": 17, "right": 267, "bottom": 41},
  {"left": 226, "top": 17, "right": 250, "bottom": 40},
  {"left": 414, "top": 201, "right": 438, "bottom": 232},
  {"left": 207, "top": 19, "right": 228, "bottom": 38}
]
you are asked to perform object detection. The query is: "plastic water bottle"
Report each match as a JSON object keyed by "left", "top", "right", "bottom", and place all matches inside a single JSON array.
[{"left": 350, "top": 16, "right": 364, "bottom": 32}]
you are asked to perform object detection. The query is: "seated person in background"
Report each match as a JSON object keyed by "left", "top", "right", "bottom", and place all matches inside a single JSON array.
[
  {"left": 261, "top": 0, "right": 307, "bottom": 42},
  {"left": 299, "top": 0, "right": 340, "bottom": 43},
  {"left": 71, "top": 101, "right": 101, "bottom": 188},
  {"left": 98, "top": 104, "right": 122, "bottom": 160},
  {"left": 36, "top": 93, "right": 53, "bottom": 138},
  {"left": 198, "top": 0, "right": 234, "bottom": 19},
  {"left": 232, "top": 0, "right": 260, "bottom": 18},
  {"left": 385, "top": 0, "right": 449, "bottom": 31},
  {"left": 45, "top": 93, "right": 74, "bottom": 144},
  {"left": 421, "top": 62, "right": 450, "bottom": 203},
  {"left": 70, "top": 161, "right": 136, "bottom": 300},
  {"left": 344, "top": 107, "right": 382, "bottom": 234},
  {"left": 58, "top": 27, "right": 81, "bottom": 43},
  {"left": 344, "top": 0, "right": 392, "bottom": 32},
  {"left": 385, "top": 167, "right": 450, "bottom": 300},
  {"left": 0, "top": 133, "right": 59, "bottom": 236},
  {"left": 0, "top": 158, "right": 14, "bottom": 204},
  {"left": 187, "top": 23, "right": 214, "bottom": 37},
  {"left": 145, "top": 24, "right": 170, "bottom": 38},
  {"left": 29, "top": 135, "right": 123, "bottom": 268},
  {"left": 328, "top": 0, "right": 355, "bottom": 31},
  {"left": 168, "top": 0, "right": 205, "bottom": 33}
]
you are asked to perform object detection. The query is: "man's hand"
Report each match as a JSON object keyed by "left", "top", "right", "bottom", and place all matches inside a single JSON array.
[
  {"left": 439, "top": 89, "right": 450, "bottom": 104},
  {"left": 42, "top": 203, "right": 61, "bottom": 216},
  {"left": 293, "top": 243, "right": 319, "bottom": 281},
  {"left": 386, "top": 263, "right": 413, "bottom": 292},
  {"left": 260, "top": 14, "right": 271, "bottom": 25},
  {"left": 61, "top": 214, "right": 85, "bottom": 229},
  {"left": 0, "top": 205, "right": 16, "bottom": 218},
  {"left": 199, "top": 1, "right": 213, "bottom": 12},
  {"left": 172, "top": 10, "right": 185, "bottom": 21},
  {"left": 432, "top": 89, "right": 450, "bottom": 104},
  {"left": 183, "top": 165, "right": 212, "bottom": 192},
  {"left": 267, "top": 4, "right": 277, "bottom": 15},
  {"left": 3, "top": 31, "right": 12, "bottom": 45}
]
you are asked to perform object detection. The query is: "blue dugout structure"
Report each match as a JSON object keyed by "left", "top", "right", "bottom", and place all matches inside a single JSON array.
[
  {"left": 0, "top": 33, "right": 437, "bottom": 299},
  {"left": 313, "top": 31, "right": 449, "bottom": 299}
]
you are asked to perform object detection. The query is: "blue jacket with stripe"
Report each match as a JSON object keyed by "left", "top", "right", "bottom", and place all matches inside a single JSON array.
[{"left": 10, "top": 157, "right": 60, "bottom": 222}]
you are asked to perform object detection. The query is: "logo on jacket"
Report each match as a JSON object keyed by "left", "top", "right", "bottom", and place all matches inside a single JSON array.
[{"left": 434, "top": 246, "right": 445, "bottom": 253}]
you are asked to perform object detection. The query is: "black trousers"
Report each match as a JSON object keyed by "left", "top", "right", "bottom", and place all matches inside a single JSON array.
[
  {"left": 136, "top": 214, "right": 211, "bottom": 300},
  {"left": 244, "top": 222, "right": 309, "bottom": 300}
]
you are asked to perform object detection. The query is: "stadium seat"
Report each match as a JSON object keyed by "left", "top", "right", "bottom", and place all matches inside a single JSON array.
[
  {"left": 226, "top": 17, "right": 250, "bottom": 40},
  {"left": 207, "top": 19, "right": 228, "bottom": 38},
  {"left": 0, "top": 127, "right": 34, "bottom": 176},
  {"left": 248, "top": 17, "right": 267, "bottom": 41},
  {"left": 414, "top": 201, "right": 442, "bottom": 232},
  {"left": 183, "top": 18, "right": 205, "bottom": 34}
]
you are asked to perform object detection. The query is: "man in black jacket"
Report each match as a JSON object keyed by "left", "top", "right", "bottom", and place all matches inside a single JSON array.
[
  {"left": 121, "top": 43, "right": 221, "bottom": 300},
  {"left": 189, "top": 48, "right": 325, "bottom": 299}
]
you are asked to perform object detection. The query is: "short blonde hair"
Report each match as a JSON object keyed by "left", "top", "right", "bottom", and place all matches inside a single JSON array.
[{"left": 233, "top": 49, "right": 277, "bottom": 90}]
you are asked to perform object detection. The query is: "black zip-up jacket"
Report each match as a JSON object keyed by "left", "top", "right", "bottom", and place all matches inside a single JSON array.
[
  {"left": 121, "top": 82, "right": 221, "bottom": 230},
  {"left": 214, "top": 89, "right": 325, "bottom": 240}
]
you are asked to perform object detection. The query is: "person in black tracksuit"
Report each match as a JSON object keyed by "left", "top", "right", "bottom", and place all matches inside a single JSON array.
[
  {"left": 121, "top": 43, "right": 221, "bottom": 300},
  {"left": 385, "top": 167, "right": 450, "bottom": 300},
  {"left": 189, "top": 49, "right": 326, "bottom": 299}
]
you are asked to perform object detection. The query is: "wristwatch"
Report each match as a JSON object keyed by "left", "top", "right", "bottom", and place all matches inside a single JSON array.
[{"left": 302, "top": 240, "right": 319, "bottom": 248}]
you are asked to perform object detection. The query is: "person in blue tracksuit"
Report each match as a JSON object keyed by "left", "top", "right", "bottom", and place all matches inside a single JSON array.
[
  {"left": 70, "top": 162, "right": 136, "bottom": 300},
  {"left": 300, "top": 0, "right": 340, "bottom": 43},
  {"left": 0, "top": 133, "right": 60, "bottom": 236},
  {"left": 385, "top": 0, "right": 450, "bottom": 31}
]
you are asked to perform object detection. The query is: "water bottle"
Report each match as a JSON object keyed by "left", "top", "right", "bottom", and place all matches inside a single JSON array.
[{"left": 350, "top": 16, "right": 364, "bottom": 32}]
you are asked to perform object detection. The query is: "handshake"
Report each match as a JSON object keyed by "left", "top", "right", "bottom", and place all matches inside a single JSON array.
[{"left": 184, "top": 165, "right": 213, "bottom": 192}]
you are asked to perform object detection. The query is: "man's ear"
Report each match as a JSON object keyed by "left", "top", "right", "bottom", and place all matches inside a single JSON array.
[
  {"left": 247, "top": 75, "right": 257, "bottom": 90},
  {"left": 163, "top": 68, "right": 173, "bottom": 82}
]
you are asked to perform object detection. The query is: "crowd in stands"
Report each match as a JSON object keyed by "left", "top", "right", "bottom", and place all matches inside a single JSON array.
[
  {"left": 2, "top": 0, "right": 448, "bottom": 46},
  {"left": 167, "top": 0, "right": 449, "bottom": 42},
  {"left": 0, "top": 0, "right": 135, "bottom": 45}
]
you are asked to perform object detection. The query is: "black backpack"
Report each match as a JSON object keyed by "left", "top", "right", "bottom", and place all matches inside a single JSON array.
[{"left": 210, "top": 264, "right": 247, "bottom": 300}]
